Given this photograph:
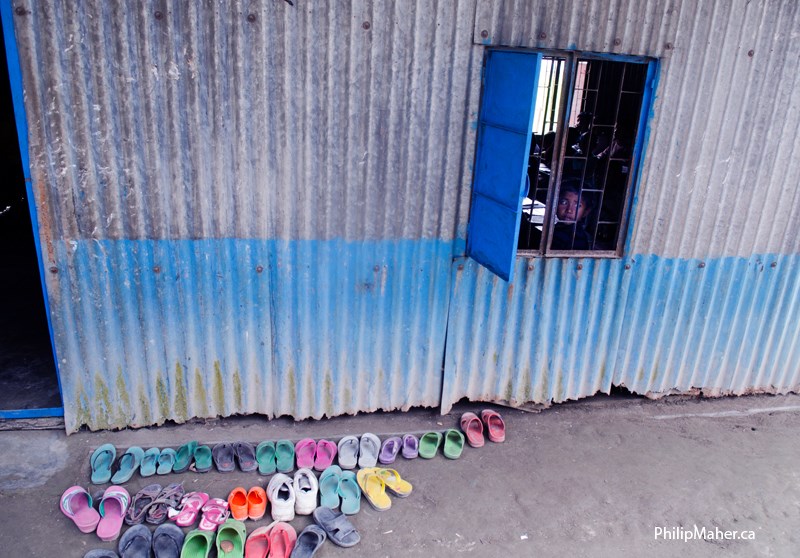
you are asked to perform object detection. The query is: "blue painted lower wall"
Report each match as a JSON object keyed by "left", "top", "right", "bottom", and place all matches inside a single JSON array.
[
  {"left": 50, "top": 239, "right": 454, "bottom": 432},
  {"left": 443, "top": 254, "right": 800, "bottom": 411},
  {"left": 48, "top": 239, "right": 800, "bottom": 432}
]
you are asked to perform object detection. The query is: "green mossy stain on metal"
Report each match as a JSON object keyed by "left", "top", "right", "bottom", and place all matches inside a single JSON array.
[
  {"left": 344, "top": 386, "right": 352, "bottom": 408},
  {"left": 194, "top": 368, "right": 209, "bottom": 417},
  {"left": 115, "top": 367, "right": 131, "bottom": 425},
  {"left": 156, "top": 375, "right": 170, "bottom": 422},
  {"left": 213, "top": 361, "right": 225, "bottom": 416},
  {"left": 138, "top": 385, "right": 152, "bottom": 425},
  {"left": 304, "top": 367, "right": 314, "bottom": 414},
  {"left": 93, "top": 373, "right": 112, "bottom": 429},
  {"left": 555, "top": 370, "right": 564, "bottom": 401},
  {"left": 598, "top": 364, "right": 607, "bottom": 388},
  {"left": 174, "top": 362, "right": 188, "bottom": 421},
  {"left": 649, "top": 364, "right": 659, "bottom": 384},
  {"left": 232, "top": 370, "right": 243, "bottom": 409},
  {"left": 287, "top": 367, "right": 297, "bottom": 411},
  {"left": 324, "top": 373, "right": 334, "bottom": 416},
  {"left": 637, "top": 367, "right": 645, "bottom": 381},
  {"left": 504, "top": 379, "right": 514, "bottom": 402},
  {"left": 522, "top": 368, "right": 532, "bottom": 401},
  {"left": 74, "top": 387, "right": 90, "bottom": 431}
]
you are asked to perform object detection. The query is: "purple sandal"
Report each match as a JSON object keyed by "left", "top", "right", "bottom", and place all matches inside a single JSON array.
[
  {"left": 401, "top": 434, "right": 419, "bottom": 459},
  {"left": 378, "top": 437, "right": 402, "bottom": 464}
]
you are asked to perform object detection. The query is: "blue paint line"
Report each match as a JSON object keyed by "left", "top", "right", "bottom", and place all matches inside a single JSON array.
[
  {"left": 0, "top": 407, "right": 65, "bottom": 419},
  {"left": 1, "top": 0, "right": 64, "bottom": 410},
  {"left": 623, "top": 58, "right": 661, "bottom": 255}
]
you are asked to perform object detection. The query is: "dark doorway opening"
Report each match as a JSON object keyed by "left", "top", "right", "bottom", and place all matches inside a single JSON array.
[{"left": 0, "top": 21, "right": 61, "bottom": 413}]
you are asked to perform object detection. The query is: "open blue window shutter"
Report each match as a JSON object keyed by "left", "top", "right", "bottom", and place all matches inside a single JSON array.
[{"left": 467, "top": 51, "right": 541, "bottom": 282}]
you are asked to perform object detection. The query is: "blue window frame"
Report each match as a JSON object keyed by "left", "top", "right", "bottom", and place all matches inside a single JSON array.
[{"left": 467, "top": 49, "right": 657, "bottom": 281}]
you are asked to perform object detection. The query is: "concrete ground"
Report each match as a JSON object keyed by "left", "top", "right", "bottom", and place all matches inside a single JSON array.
[{"left": 0, "top": 393, "right": 798, "bottom": 558}]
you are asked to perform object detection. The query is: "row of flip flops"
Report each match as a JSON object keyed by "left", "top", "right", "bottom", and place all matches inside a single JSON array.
[
  {"left": 88, "top": 410, "right": 506, "bottom": 484},
  {"left": 89, "top": 442, "right": 260, "bottom": 485},
  {"left": 91, "top": 432, "right": 425, "bottom": 484},
  {"left": 82, "top": 509, "right": 359, "bottom": 558}
]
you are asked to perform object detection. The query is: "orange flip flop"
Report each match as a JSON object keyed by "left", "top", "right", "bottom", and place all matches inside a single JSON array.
[
  {"left": 481, "top": 409, "right": 506, "bottom": 442},
  {"left": 247, "top": 486, "right": 267, "bottom": 521},
  {"left": 460, "top": 412, "right": 485, "bottom": 447},
  {"left": 228, "top": 487, "right": 248, "bottom": 521}
]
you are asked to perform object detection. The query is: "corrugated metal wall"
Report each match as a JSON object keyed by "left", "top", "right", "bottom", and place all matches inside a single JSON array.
[
  {"left": 7, "top": 0, "right": 800, "bottom": 430},
  {"left": 10, "top": 0, "right": 480, "bottom": 431},
  {"left": 442, "top": 0, "right": 800, "bottom": 411},
  {"left": 473, "top": 0, "right": 800, "bottom": 258}
]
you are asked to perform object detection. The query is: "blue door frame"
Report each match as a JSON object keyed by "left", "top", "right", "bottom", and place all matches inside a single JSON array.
[{"left": 0, "top": 0, "right": 64, "bottom": 420}]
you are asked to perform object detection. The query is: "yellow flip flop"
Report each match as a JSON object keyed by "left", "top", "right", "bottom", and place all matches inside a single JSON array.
[
  {"left": 356, "top": 469, "right": 391, "bottom": 511},
  {"left": 375, "top": 468, "right": 413, "bottom": 498}
]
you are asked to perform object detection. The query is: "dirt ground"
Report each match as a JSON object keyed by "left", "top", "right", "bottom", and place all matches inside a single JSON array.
[{"left": 0, "top": 393, "right": 798, "bottom": 558}]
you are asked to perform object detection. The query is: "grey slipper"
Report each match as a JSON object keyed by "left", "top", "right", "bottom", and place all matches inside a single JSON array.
[
  {"left": 84, "top": 551, "right": 119, "bottom": 558},
  {"left": 336, "top": 436, "right": 359, "bottom": 469},
  {"left": 290, "top": 524, "right": 327, "bottom": 557},
  {"left": 234, "top": 441, "right": 258, "bottom": 472},
  {"left": 312, "top": 506, "right": 361, "bottom": 548},
  {"left": 118, "top": 524, "right": 152, "bottom": 558},
  {"left": 212, "top": 443, "right": 236, "bottom": 472},
  {"left": 358, "top": 433, "right": 380, "bottom": 468},
  {"left": 153, "top": 523, "right": 185, "bottom": 558}
]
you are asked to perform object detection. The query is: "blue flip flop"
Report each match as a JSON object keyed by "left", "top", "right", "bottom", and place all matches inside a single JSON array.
[
  {"left": 140, "top": 448, "right": 161, "bottom": 477},
  {"left": 111, "top": 446, "right": 145, "bottom": 484},
  {"left": 156, "top": 449, "right": 176, "bottom": 475},
  {"left": 91, "top": 444, "right": 117, "bottom": 485},
  {"left": 172, "top": 441, "right": 197, "bottom": 474}
]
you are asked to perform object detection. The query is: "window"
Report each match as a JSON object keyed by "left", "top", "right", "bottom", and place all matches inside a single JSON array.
[{"left": 466, "top": 50, "right": 656, "bottom": 281}]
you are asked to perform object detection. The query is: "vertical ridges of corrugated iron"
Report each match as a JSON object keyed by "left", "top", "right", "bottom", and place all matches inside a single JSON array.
[
  {"left": 15, "top": 1, "right": 473, "bottom": 243},
  {"left": 443, "top": 255, "right": 800, "bottom": 412},
  {"left": 474, "top": 0, "right": 800, "bottom": 259},
  {"left": 11, "top": 1, "right": 478, "bottom": 430}
]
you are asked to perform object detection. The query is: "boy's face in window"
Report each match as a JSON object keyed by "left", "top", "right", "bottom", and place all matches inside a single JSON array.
[{"left": 556, "top": 191, "right": 589, "bottom": 223}]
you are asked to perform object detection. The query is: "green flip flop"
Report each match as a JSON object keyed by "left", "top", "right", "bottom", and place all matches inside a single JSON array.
[
  {"left": 275, "top": 439, "right": 295, "bottom": 473},
  {"left": 443, "top": 429, "right": 465, "bottom": 459},
  {"left": 111, "top": 446, "right": 145, "bottom": 484},
  {"left": 180, "top": 529, "right": 214, "bottom": 558},
  {"left": 193, "top": 445, "right": 213, "bottom": 473},
  {"left": 140, "top": 448, "right": 161, "bottom": 477},
  {"left": 215, "top": 518, "right": 247, "bottom": 558},
  {"left": 90, "top": 443, "right": 117, "bottom": 484},
  {"left": 418, "top": 432, "right": 442, "bottom": 459},
  {"left": 256, "top": 441, "right": 276, "bottom": 475},
  {"left": 173, "top": 441, "right": 198, "bottom": 474}
]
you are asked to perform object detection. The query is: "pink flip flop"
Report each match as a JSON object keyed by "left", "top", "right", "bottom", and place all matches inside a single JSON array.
[
  {"left": 169, "top": 491, "right": 209, "bottom": 527},
  {"left": 60, "top": 486, "right": 101, "bottom": 533},
  {"left": 460, "top": 412, "right": 485, "bottom": 447},
  {"left": 96, "top": 486, "right": 130, "bottom": 541},
  {"left": 198, "top": 498, "right": 230, "bottom": 531},
  {"left": 295, "top": 439, "right": 317, "bottom": 469},
  {"left": 314, "top": 440, "right": 337, "bottom": 471},
  {"left": 481, "top": 409, "right": 506, "bottom": 443},
  {"left": 268, "top": 522, "right": 298, "bottom": 558}
]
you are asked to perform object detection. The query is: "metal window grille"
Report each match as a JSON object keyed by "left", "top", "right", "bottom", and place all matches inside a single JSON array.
[{"left": 519, "top": 53, "right": 650, "bottom": 256}]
